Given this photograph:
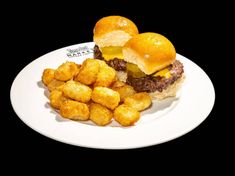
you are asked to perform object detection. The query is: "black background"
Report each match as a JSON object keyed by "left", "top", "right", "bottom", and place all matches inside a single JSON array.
[{"left": 2, "top": 0, "right": 230, "bottom": 171}]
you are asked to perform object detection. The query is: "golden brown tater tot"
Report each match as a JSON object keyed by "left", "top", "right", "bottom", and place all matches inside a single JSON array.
[
  {"left": 54, "top": 62, "right": 78, "bottom": 81},
  {"left": 94, "top": 66, "right": 116, "bottom": 87},
  {"left": 49, "top": 90, "right": 68, "bottom": 109},
  {"left": 96, "top": 60, "right": 107, "bottom": 67},
  {"left": 89, "top": 103, "right": 113, "bottom": 126},
  {"left": 75, "top": 59, "right": 100, "bottom": 85},
  {"left": 124, "top": 92, "right": 151, "bottom": 111},
  {"left": 42, "top": 68, "right": 55, "bottom": 86},
  {"left": 60, "top": 100, "right": 89, "bottom": 120},
  {"left": 114, "top": 104, "right": 140, "bottom": 126},
  {"left": 62, "top": 80, "right": 92, "bottom": 102},
  {"left": 111, "top": 81, "right": 126, "bottom": 88},
  {"left": 91, "top": 87, "right": 120, "bottom": 110},
  {"left": 47, "top": 79, "right": 65, "bottom": 92},
  {"left": 112, "top": 84, "right": 136, "bottom": 102}
]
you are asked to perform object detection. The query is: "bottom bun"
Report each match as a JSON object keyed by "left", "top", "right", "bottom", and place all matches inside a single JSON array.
[{"left": 149, "top": 75, "right": 185, "bottom": 100}]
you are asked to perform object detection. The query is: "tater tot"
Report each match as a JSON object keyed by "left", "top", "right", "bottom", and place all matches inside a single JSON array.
[
  {"left": 112, "top": 83, "right": 136, "bottom": 102},
  {"left": 63, "top": 80, "right": 92, "bottom": 103},
  {"left": 60, "top": 100, "right": 89, "bottom": 120},
  {"left": 112, "top": 81, "right": 126, "bottom": 88},
  {"left": 73, "top": 64, "right": 81, "bottom": 78},
  {"left": 54, "top": 61, "right": 78, "bottom": 81},
  {"left": 91, "top": 87, "right": 120, "bottom": 110},
  {"left": 94, "top": 65, "right": 116, "bottom": 87},
  {"left": 96, "top": 60, "right": 107, "bottom": 67},
  {"left": 124, "top": 92, "right": 152, "bottom": 111},
  {"left": 75, "top": 59, "right": 100, "bottom": 85},
  {"left": 114, "top": 104, "right": 140, "bottom": 126},
  {"left": 89, "top": 103, "right": 113, "bottom": 126},
  {"left": 49, "top": 90, "right": 68, "bottom": 109},
  {"left": 42, "top": 68, "right": 55, "bottom": 86},
  {"left": 47, "top": 79, "right": 65, "bottom": 92}
]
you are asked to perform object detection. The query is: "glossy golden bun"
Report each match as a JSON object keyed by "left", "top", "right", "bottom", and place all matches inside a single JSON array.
[
  {"left": 93, "top": 16, "right": 139, "bottom": 47},
  {"left": 123, "top": 32, "right": 176, "bottom": 75}
]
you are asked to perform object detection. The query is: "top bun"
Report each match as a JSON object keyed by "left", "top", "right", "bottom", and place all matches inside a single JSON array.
[
  {"left": 123, "top": 32, "right": 176, "bottom": 75},
  {"left": 93, "top": 16, "right": 139, "bottom": 47}
]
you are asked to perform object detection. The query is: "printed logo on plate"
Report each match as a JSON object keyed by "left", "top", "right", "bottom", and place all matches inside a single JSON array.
[{"left": 66, "top": 46, "right": 93, "bottom": 58}]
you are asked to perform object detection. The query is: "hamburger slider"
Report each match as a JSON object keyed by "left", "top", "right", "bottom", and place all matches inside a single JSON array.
[
  {"left": 123, "top": 32, "right": 184, "bottom": 100},
  {"left": 93, "top": 15, "right": 139, "bottom": 73}
]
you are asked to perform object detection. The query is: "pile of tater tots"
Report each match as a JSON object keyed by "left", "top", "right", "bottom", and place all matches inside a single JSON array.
[{"left": 42, "top": 58, "right": 152, "bottom": 126}]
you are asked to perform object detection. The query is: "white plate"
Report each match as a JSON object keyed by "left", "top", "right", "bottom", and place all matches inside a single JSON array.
[{"left": 10, "top": 42, "right": 215, "bottom": 149}]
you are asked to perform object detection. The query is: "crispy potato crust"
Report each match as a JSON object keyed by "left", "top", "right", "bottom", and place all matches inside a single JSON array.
[
  {"left": 114, "top": 104, "right": 140, "bottom": 126},
  {"left": 49, "top": 90, "right": 68, "bottom": 109},
  {"left": 42, "top": 68, "right": 55, "bottom": 86},
  {"left": 63, "top": 80, "right": 92, "bottom": 103},
  {"left": 124, "top": 92, "right": 151, "bottom": 111},
  {"left": 54, "top": 62, "right": 78, "bottom": 81},
  {"left": 94, "top": 65, "right": 116, "bottom": 87},
  {"left": 112, "top": 81, "right": 136, "bottom": 102},
  {"left": 47, "top": 79, "right": 65, "bottom": 92},
  {"left": 91, "top": 87, "right": 120, "bottom": 110},
  {"left": 89, "top": 103, "right": 113, "bottom": 126},
  {"left": 60, "top": 100, "right": 89, "bottom": 120},
  {"left": 75, "top": 59, "right": 100, "bottom": 85}
]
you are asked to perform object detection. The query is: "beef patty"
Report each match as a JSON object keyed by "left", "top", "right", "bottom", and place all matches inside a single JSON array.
[
  {"left": 94, "top": 45, "right": 184, "bottom": 93},
  {"left": 126, "top": 60, "right": 184, "bottom": 92}
]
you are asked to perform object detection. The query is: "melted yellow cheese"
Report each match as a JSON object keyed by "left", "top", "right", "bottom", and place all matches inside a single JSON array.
[
  {"left": 126, "top": 63, "right": 146, "bottom": 78},
  {"left": 100, "top": 47, "right": 124, "bottom": 61},
  {"left": 153, "top": 68, "right": 171, "bottom": 78}
]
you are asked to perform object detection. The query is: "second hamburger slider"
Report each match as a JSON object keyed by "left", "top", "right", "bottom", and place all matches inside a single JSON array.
[
  {"left": 93, "top": 16, "right": 138, "bottom": 71},
  {"left": 93, "top": 16, "right": 184, "bottom": 100}
]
